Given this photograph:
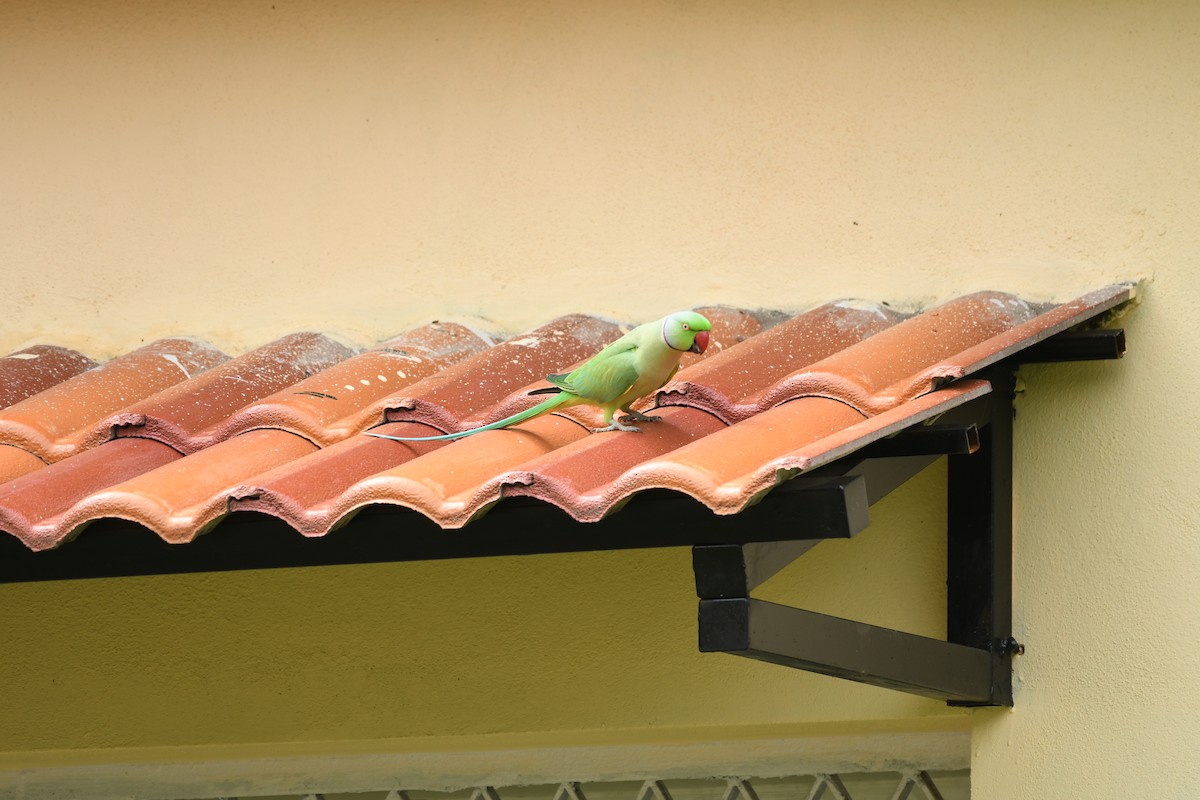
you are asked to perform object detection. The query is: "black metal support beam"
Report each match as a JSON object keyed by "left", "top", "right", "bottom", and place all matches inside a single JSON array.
[
  {"left": 946, "top": 368, "right": 1015, "bottom": 706},
  {"left": 0, "top": 471, "right": 871, "bottom": 584},
  {"left": 698, "top": 598, "right": 996, "bottom": 703},
  {"left": 855, "top": 423, "right": 979, "bottom": 460},
  {"left": 693, "top": 540, "right": 823, "bottom": 599},
  {"left": 1017, "top": 327, "right": 1126, "bottom": 363}
]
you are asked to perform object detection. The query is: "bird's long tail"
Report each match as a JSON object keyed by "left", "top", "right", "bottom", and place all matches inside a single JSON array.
[{"left": 365, "top": 392, "right": 573, "bottom": 443}]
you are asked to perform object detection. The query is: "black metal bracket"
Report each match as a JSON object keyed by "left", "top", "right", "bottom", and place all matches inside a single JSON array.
[
  {"left": 694, "top": 366, "right": 1017, "bottom": 706},
  {"left": 692, "top": 325, "right": 1126, "bottom": 706}
]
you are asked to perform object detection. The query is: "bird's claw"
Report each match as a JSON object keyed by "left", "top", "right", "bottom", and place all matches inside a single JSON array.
[
  {"left": 591, "top": 420, "right": 642, "bottom": 433},
  {"left": 618, "top": 411, "right": 661, "bottom": 425}
]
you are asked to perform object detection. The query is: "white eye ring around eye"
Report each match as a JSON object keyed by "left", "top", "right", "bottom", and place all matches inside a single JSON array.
[{"left": 682, "top": 323, "right": 690, "bottom": 330}]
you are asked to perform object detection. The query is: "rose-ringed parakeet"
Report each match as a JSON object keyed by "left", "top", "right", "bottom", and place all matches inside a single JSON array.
[{"left": 366, "top": 310, "right": 712, "bottom": 442}]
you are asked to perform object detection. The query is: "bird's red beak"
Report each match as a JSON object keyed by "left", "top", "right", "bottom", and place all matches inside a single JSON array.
[{"left": 690, "top": 330, "right": 710, "bottom": 354}]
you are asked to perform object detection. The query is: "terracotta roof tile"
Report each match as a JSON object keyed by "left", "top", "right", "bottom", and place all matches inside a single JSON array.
[
  {"left": 0, "top": 345, "right": 97, "bottom": 409},
  {"left": 331, "top": 414, "right": 591, "bottom": 529},
  {"left": 0, "top": 338, "right": 227, "bottom": 463},
  {"left": 658, "top": 301, "right": 903, "bottom": 422},
  {"left": 228, "top": 421, "right": 447, "bottom": 536},
  {"left": 0, "top": 287, "right": 1132, "bottom": 555},
  {"left": 104, "top": 332, "right": 352, "bottom": 453},
  {"left": 731, "top": 292, "right": 1039, "bottom": 416},
  {"left": 56, "top": 429, "right": 317, "bottom": 546},
  {"left": 0, "top": 438, "right": 181, "bottom": 551},
  {"left": 0, "top": 445, "right": 46, "bottom": 485},
  {"left": 369, "top": 314, "right": 626, "bottom": 434},
  {"left": 616, "top": 378, "right": 991, "bottom": 517},
  {"left": 499, "top": 406, "right": 728, "bottom": 521},
  {"left": 232, "top": 309, "right": 758, "bottom": 533},
  {"left": 218, "top": 322, "right": 492, "bottom": 446},
  {"left": 912, "top": 284, "right": 1135, "bottom": 385}
]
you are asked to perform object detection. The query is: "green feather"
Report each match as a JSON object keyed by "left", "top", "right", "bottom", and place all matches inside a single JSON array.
[{"left": 366, "top": 393, "right": 572, "bottom": 442}]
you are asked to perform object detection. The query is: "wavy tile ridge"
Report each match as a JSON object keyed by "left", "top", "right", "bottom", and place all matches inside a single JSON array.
[
  {"left": 656, "top": 301, "right": 904, "bottom": 422},
  {"left": 52, "top": 325, "right": 499, "bottom": 547},
  {"left": 269, "top": 310, "right": 758, "bottom": 533},
  {"left": 227, "top": 421, "right": 449, "bottom": 536},
  {"left": 325, "top": 415, "right": 590, "bottom": 530},
  {"left": 0, "top": 338, "right": 228, "bottom": 464},
  {"left": 44, "top": 429, "right": 319, "bottom": 547},
  {"left": 337, "top": 314, "right": 623, "bottom": 436},
  {"left": 102, "top": 332, "right": 353, "bottom": 454},
  {"left": 879, "top": 283, "right": 1133, "bottom": 404},
  {"left": 0, "top": 438, "right": 182, "bottom": 551},
  {"left": 216, "top": 322, "right": 493, "bottom": 446},
  {"left": 611, "top": 380, "right": 991, "bottom": 517},
  {"left": 755, "top": 292, "right": 1032, "bottom": 416},
  {"left": 496, "top": 406, "right": 728, "bottom": 522}
]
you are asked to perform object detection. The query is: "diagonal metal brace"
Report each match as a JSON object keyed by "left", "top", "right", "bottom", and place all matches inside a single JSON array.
[{"left": 699, "top": 598, "right": 995, "bottom": 703}]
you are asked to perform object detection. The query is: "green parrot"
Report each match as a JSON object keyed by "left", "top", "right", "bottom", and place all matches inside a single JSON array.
[{"left": 366, "top": 310, "right": 712, "bottom": 442}]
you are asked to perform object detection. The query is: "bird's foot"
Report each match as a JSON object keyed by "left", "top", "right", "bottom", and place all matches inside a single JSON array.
[
  {"left": 618, "top": 409, "right": 661, "bottom": 424},
  {"left": 591, "top": 419, "right": 642, "bottom": 433}
]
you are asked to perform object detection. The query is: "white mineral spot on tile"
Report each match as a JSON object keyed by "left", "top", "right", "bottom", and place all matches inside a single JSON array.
[
  {"left": 360, "top": 379, "right": 370, "bottom": 385},
  {"left": 377, "top": 374, "right": 387, "bottom": 382},
  {"left": 344, "top": 385, "right": 355, "bottom": 392},
  {"left": 7, "top": 353, "right": 39, "bottom": 360},
  {"left": 396, "top": 370, "right": 407, "bottom": 378},
  {"left": 506, "top": 337, "right": 540, "bottom": 348},
  {"left": 834, "top": 300, "right": 890, "bottom": 318},
  {"left": 160, "top": 353, "right": 192, "bottom": 378}
]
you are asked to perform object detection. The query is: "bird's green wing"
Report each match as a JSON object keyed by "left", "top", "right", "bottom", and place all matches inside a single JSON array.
[{"left": 547, "top": 338, "right": 641, "bottom": 404}]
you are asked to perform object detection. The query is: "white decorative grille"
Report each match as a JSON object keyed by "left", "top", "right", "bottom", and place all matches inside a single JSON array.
[{"left": 218, "top": 772, "right": 968, "bottom": 800}]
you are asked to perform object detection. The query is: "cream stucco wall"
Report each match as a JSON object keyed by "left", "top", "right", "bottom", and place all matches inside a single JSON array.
[
  {"left": 0, "top": 1, "right": 1174, "bottom": 355},
  {"left": 1, "top": 2, "right": 1197, "bottom": 798}
]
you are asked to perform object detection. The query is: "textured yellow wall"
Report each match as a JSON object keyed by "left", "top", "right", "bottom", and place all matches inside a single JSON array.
[
  {"left": 973, "top": 274, "right": 1200, "bottom": 796},
  {"left": 0, "top": 1, "right": 1161, "bottom": 356},
  {"left": 0, "top": 466, "right": 953, "bottom": 751},
  {"left": 1, "top": 1, "right": 1197, "bottom": 797}
]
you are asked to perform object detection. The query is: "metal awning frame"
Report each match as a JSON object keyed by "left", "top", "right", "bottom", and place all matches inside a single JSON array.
[
  {"left": 695, "top": 367, "right": 1014, "bottom": 706},
  {"left": 694, "top": 328, "right": 1124, "bottom": 707}
]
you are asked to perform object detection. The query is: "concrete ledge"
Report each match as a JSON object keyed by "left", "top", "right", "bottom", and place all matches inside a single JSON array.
[{"left": 0, "top": 724, "right": 969, "bottom": 800}]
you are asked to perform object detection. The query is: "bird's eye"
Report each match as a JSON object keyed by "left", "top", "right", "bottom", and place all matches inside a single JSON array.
[{"left": 682, "top": 323, "right": 690, "bottom": 330}]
